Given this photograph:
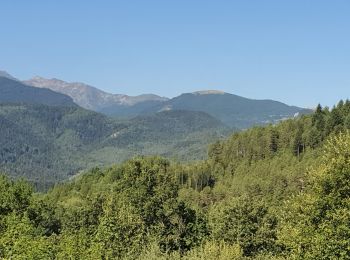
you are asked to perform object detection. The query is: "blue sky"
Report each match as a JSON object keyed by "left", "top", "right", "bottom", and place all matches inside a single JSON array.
[{"left": 1, "top": 0, "right": 349, "bottom": 107}]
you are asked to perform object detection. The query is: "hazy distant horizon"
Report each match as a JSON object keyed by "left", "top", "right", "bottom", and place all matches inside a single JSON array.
[
  {"left": 0, "top": 69, "right": 340, "bottom": 109},
  {"left": 1, "top": 70, "right": 320, "bottom": 109},
  {"left": 1, "top": 1, "right": 349, "bottom": 108}
]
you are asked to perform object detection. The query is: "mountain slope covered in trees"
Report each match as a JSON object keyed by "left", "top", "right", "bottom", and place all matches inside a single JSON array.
[
  {"left": 0, "top": 104, "right": 229, "bottom": 189},
  {"left": 144, "top": 91, "right": 311, "bottom": 128},
  {"left": 0, "top": 100, "right": 349, "bottom": 259}
]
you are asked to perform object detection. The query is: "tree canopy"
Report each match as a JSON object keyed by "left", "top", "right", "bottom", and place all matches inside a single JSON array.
[{"left": 1, "top": 100, "right": 350, "bottom": 259}]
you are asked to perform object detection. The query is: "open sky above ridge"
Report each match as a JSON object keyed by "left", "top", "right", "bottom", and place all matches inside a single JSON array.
[{"left": 1, "top": 0, "right": 349, "bottom": 108}]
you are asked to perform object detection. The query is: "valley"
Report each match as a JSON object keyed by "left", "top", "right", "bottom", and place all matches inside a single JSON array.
[
  {"left": 1, "top": 2, "right": 349, "bottom": 259},
  {"left": 0, "top": 73, "right": 310, "bottom": 189}
]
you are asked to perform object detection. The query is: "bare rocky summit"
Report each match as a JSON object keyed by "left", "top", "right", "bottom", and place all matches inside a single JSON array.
[{"left": 24, "top": 77, "right": 168, "bottom": 114}]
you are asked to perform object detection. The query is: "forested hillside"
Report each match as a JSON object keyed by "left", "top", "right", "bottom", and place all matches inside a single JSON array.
[
  {"left": 0, "top": 104, "right": 114, "bottom": 189},
  {"left": 0, "top": 104, "right": 229, "bottom": 189},
  {"left": 1, "top": 100, "right": 349, "bottom": 259},
  {"left": 143, "top": 91, "right": 311, "bottom": 128}
]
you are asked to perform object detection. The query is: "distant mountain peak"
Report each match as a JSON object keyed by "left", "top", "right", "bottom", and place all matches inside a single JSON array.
[
  {"left": 192, "top": 90, "right": 226, "bottom": 95},
  {"left": 0, "top": 70, "right": 18, "bottom": 81},
  {"left": 24, "top": 76, "right": 169, "bottom": 114},
  {"left": 31, "top": 76, "right": 46, "bottom": 80},
  {"left": 6, "top": 72, "right": 311, "bottom": 128},
  {"left": 0, "top": 76, "right": 76, "bottom": 106},
  {"left": 144, "top": 89, "right": 312, "bottom": 128},
  {"left": 29, "top": 76, "right": 81, "bottom": 87}
]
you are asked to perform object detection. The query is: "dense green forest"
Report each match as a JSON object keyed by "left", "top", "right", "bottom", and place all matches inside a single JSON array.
[
  {"left": 0, "top": 104, "right": 228, "bottom": 190},
  {"left": 1, "top": 101, "right": 350, "bottom": 259}
]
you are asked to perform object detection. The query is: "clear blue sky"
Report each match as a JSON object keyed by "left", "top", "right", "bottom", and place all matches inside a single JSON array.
[{"left": 1, "top": 0, "right": 349, "bottom": 107}]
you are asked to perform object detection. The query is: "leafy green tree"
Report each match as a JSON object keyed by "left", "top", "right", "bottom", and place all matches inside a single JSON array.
[
  {"left": 0, "top": 176, "right": 32, "bottom": 215},
  {"left": 279, "top": 131, "right": 350, "bottom": 259},
  {"left": 269, "top": 128, "right": 279, "bottom": 154},
  {"left": 0, "top": 214, "right": 56, "bottom": 259},
  {"left": 27, "top": 197, "right": 61, "bottom": 236},
  {"left": 115, "top": 157, "right": 208, "bottom": 254},
  {"left": 93, "top": 196, "right": 146, "bottom": 259},
  {"left": 209, "top": 196, "right": 278, "bottom": 257}
]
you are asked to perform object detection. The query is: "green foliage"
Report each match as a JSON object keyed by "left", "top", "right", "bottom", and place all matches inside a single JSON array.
[
  {"left": 1, "top": 100, "right": 350, "bottom": 259},
  {"left": 278, "top": 131, "right": 350, "bottom": 259},
  {"left": 0, "top": 104, "right": 229, "bottom": 190},
  {"left": 0, "top": 214, "right": 56, "bottom": 259},
  {"left": 0, "top": 176, "right": 57, "bottom": 259},
  {"left": 137, "top": 240, "right": 244, "bottom": 260},
  {"left": 93, "top": 197, "right": 146, "bottom": 259},
  {"left": 209, "top": 196, "right": 278, "bottom": 256},
  {"left": 0, "top": 175, "right": 32, "bottom": 215}
]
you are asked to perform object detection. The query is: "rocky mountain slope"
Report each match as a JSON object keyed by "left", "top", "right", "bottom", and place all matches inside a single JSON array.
[
  {"left": 0, "top": 76, "right": 76, "bottom": 107},
  {"left": 24, "top": 76, "right": 168, "bottom": 117}
]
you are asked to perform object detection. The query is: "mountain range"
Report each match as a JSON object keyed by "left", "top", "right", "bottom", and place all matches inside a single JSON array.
[
  {"left": 24, "top": 75, "right": 311, "bottom": 128},
  {"left": 0, "top": 71, "right": 312, "bottom": 188},
  {"left": 24, "top": 76, "right": 168, "bottom": 117},
  {"left": 0, "top": 76, "right": 76, "bottom": 107},
  {"left": 143, "top": 91, "right": 310, "bottom": 128},
  {"left": 0, "top": 74, "right": 229, "bottom": 188}
]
